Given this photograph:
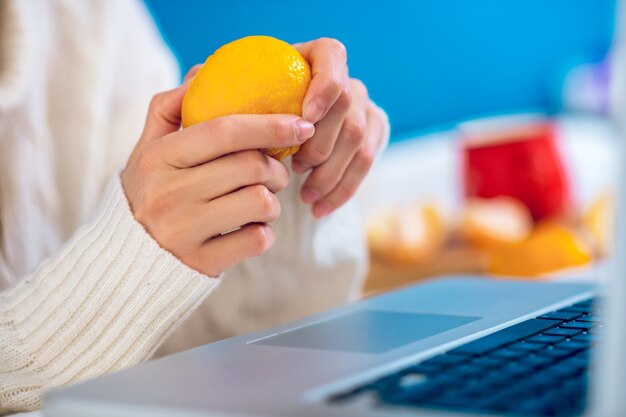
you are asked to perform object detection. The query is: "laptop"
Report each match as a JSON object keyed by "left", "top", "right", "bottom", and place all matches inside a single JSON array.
[
  {"left": 43, "top": 155, "right": 626, "bottom": 417},
  {"left": 43, "top": 275, "right": 610, "bottom": 417}
]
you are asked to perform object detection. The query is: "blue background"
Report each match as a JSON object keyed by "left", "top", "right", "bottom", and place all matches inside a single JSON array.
[{"left": 145, "top": 1, "right": 616, "bottom": 140}]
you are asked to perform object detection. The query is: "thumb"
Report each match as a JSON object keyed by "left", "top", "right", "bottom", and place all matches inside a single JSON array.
[
  {"left": 143, "top": 65, "right": 201, "bottom": 141},
  {"left": 141, "top": 80, "right": 191, "bottom": 142}
]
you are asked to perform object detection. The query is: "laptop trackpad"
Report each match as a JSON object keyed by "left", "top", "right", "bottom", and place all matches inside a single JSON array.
[{"left": 251, "top": 310, "right": 480, "bottom": 353}]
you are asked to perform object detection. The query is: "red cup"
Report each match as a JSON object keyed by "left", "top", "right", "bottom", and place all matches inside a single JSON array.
[{"left": 461, "top": 115, "right": 571, "bottom": 221}]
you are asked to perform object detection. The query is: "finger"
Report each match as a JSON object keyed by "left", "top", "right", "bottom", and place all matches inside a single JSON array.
[
  {"left": 183, "top": 64, "right": 203, "bottom": 82},
  {"left": 311, "top": 149, "right": 372, "bottom": 219},
  {"left": 160, "top": 114, "right": 314, "bottom": 168},
  {"left": 141, "top": 83, "right": 190, "bottom": 142},
  {"left": 295, "top": 38, "right": 349, "bottom": 123},
  {"left": 180, "top": 150, "right": 289, "bottom": 202},
  {"left": 183, "top": 223, "right": 275, "bottom": 277},
  {"left": 299, "top": 80, "right": 369, "bottom": 203},
  {"left": 191, "top": 185, "right": 281, "bottom": 241},
  {"left": 139, "top": 64, "right": 204, "bottom": 144},
  {"left": 312, "top": 105, "right": 384, "bottom": 218},
  {"left": 291, "top": 82, "right": 351, "bottom": 174}
]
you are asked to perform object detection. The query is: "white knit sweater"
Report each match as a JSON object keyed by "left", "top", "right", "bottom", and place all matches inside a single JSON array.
[{"left": 0, "top": 1, "right": 380, "bottom": 414}]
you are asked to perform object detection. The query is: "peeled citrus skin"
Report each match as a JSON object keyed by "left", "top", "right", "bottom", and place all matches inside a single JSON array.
[{"left": 181, "top": 36, "right": 312, "bottom": 160}]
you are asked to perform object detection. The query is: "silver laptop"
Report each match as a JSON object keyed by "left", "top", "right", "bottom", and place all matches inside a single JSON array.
[
  {"left": 43, "top": 153, "right": 626, "bottom": 417},
  {"left": 44, "top": 274, "right": 612, "bottom": 417}
]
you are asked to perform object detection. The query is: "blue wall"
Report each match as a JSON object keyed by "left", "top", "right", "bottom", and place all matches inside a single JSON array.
[{"left": 145, "top": 0, "right": 615, "bottom": 140}]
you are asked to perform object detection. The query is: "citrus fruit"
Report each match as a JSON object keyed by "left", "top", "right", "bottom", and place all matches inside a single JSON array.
[
  {"left": 367, "top": 204, "right": 446, "bottom": 266},
  {"left": 181, "top": 36, "right": 312, "bottom": 160},
  {"left": 486, "top": 221, "right": 592, "bottom": 277},
  {"left": 460, "top": 197, "right": 533, "bottom": 249}
]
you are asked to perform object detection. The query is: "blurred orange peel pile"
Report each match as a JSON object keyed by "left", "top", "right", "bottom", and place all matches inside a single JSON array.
[
  {"left": 485, "top": 221, "right": 592, "bottom": 277},
  {"left": 367, "top": 193, "right": 614, "bottom": 278},
  {"left": 461, "top": 196, "right": 592, "bottom": 277},
  {"left": 460, "top": 197, "right": 532, "bottom": 250},
  {"left": 367, "top": 205, "right": 445, "bottom": 266}
]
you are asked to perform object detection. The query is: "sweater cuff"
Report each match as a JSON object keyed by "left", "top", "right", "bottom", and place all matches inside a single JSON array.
[{"left": 1, "top": 175, "right": 219, "bottom": 412}]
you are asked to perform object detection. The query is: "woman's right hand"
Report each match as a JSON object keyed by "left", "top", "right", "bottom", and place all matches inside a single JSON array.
[{"left": 121, "top": 79, "right": 315, "bottom": 277}]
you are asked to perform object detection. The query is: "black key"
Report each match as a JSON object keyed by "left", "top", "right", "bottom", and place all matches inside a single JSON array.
[
  {"left": 537, "top": 346, "right": 576, "bottom": 361},
  {"left": 561, "top": 378, "right": 589, "bottom": 397},
  {"left": 577, "top": 314, "right": 600, "bottom": 323},
  {"left": 554, "top": 340, "right": 588, "bottom": 351},
  {"left": 508, "top": 378, "right": 546, "bottom": 396},
  {"left": 424, "top": 392, "right": 482, "bottom": 409},
  {"left": 449, "top": 364, "right": 487, "bottom": 379},
  {"left": 574, "top": 349, "right": 595, "bottom": 364},
  {"left": 543, "top": 363, "right": 581, "bottom": 380},
  {"left": 449, "top": 319, "right": 560, "bottom": 355},
  {"left": 562, "top": 306, "right": 592, "bottom": 314},
  {"left": 518, "top": 384, "right": 585, "bottom": 417},
  {"left": 539, "top": 311, "right": 583, "bottom": 321},
  {"left": 471, "top": 356, "right": 507, "bottom": 369},
  {"left": 527, "top": 334, "right": 565, "bottom": 344},
  {"left": 524, "top": 372, "right": 562, "bottom": 390},
  {"left": 420, "top": 354, "right": 468, "bottom": 368},
  {"left": 474, "top": 394, "right": 516, "bottom": 413},
  {"left": 574, "top": 299, "right": 594, "bottom": 307},
  {"left": 490, "top": 348, "right": 527, "bottom": 361},
  {"left": 562, "top": 354, "right": 590, "bottom": 368},
  {"left": 519, "top": 354, "right": 556, "bottom": 369},
  {"left": 509, "top": 341, "right": 544, "bottom": 352},
  {"left": 454, "top": 382, "right": 498, "bottom": 400},
  {"left": 516, "top": 398, "right": 551, "bottom": 415},
  {"left": 530, "top": 397, "right": 577, "bottom": 417},
  {"left": 543, "top": 327, "right": 582, "bottom": 337},
  {"left": 480, "top": 372, "right": 512, "bottom": 389},
  {"left": 559, "top": 356, "right": 589, "bottom": 374},
  {"left": 572, "top": 332, "right": 593, "bottom": 343},
  {"left": 500, "top": 362, "right": 534, "bottom": 379},
  {"left": 562, "top": 321, "right": 594, "bottom": 331}
]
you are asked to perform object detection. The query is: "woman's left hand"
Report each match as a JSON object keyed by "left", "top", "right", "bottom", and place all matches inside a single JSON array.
[{"left": 292, "top": 38, "right": 388, "bottom": 218}]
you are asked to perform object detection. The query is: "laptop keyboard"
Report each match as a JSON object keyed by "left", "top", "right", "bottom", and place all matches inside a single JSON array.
[{"left": 328, "top": 298, "right": 599, "bottom": 417}]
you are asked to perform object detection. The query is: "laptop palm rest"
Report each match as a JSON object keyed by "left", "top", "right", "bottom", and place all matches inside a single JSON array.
[{"left": 252, "top": 311, "right": 480, "bottom": 353}]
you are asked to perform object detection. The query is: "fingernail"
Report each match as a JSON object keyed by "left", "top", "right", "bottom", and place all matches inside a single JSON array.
[
  {"left": 301, "top": 187, "right": 319, "bottom": 204},
  {"left": 304, "top": 99, "right": 325, "bottom": 123},
  {"left": 296, "top": 120, "right": 315, "bottom": 142},
  {"left": 313, "top": 202, "right": 333, "bottom": 219},
  {"left": 292, "top": 158, "right": 311, "bottom": 174}
]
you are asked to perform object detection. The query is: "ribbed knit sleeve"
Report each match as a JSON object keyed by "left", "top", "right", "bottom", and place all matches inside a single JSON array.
[{"left": 0, "top": 176, "right": 220, "bottom": 415}]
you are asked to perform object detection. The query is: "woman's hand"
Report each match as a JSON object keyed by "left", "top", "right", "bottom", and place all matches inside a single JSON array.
[
  {"left": 292, "top": 38, "right": 388, "bottom": 218},
  {"left": 121, "top": 74, "right": 315, "bottom": 277}
]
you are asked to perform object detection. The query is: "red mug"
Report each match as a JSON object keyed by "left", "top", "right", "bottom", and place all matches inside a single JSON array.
[{"left": 461, "top": 116, "right": 571, "bottom": 221}]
